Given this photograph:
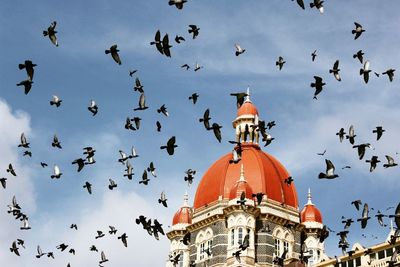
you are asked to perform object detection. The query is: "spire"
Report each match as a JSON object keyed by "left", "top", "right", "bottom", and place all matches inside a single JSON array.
[
  {"left": 239, "top": 164, "right": 245, "bottom": 181},
  {"left": 307, "top": 188, "right": 313, "bottom": 205},
  {"left": 245, "top": 86, "right": 251, "bottom": 102},
  {"left": 183, "top": 191, "right": 189, "bottom": 207}
]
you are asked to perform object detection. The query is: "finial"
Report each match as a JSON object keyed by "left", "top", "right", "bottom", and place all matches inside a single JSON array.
[
  {"left": 239, "top": 164, "right": 245, "bottom": 181},
  {"left": 245, "top": 86, "right": 251, "bottom": 102},
  {"left": 183, "top": 191, "right": 189, "bottom": 207},
  {"left": 307, "top": 188, "right": 313, "bottom": 205}
]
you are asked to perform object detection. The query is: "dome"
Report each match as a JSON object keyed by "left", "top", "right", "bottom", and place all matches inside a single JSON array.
[
  {"left": 237, "top": 101, "right": 258, "bottom": 117},
  {"left": 229, "top": 164, "right": 254, "bottom": 200},
  {"left": 172, "top": 193, "right": 192, "bottom": 226},
  {"left": 193, "top": 143, "right": 298, "bottom": 210},
  {"left": 300, "top": 189, "right": 323, "bottom": 224}
]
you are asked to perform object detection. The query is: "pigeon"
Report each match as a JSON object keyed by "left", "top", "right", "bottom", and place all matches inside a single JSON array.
[
  {"left": 36, "top": 245, "right": 46, "bottom": 258},
  {"left": 139, "top": 170, "right": 150, "bottom": 185},
  {"left": 7, "top": 163, "right": 17, "bottom": 176},
  {"left": 194, "top": 62, "right": 203, "bottom": 71},
  {"left": 346, "top": 125, "right": 356, "bottom": 145},
  {"left": 134, "top": 77, "right": 144, "bottom": 93},
  {"left": 276, "top": 56, "right": 285, "bottom": 70},
  {"left": 373, "top": 126, "right": 385, "bottom": 141},
  {"left": 108, "top": 178, "right": 117, "bottom": 190},
  {"left": 311, "top": 50, "right": 317, "bottom": 62},
  {"left": 229, "top": 147, "right": 241, "bottom": 164},
  {"left": 118, "top": 233, "right": 128, "bottom": 247},
  {"left": 51, "top": 165, "right": 62, "bottom": 179},
  {"left": 129, "top": 70, "right": 137, "bottom": 76},
  {"left": 366, "top": 156, "right": 380, "bottom": 172},
  {"left": 360, "top": 60, "right": 371, "bottom": 84},
  {"left": 341, "top": 218, "right": 354, "bottom": 229},
  {"left": 133, "top": 93, "right": 148, "bottom": 111},
  {"left": 7, "top": 196, "right": 21, "bottom": 213},
  {"left": 16, "top": 80, "right": 33, "bottom": 95},
  {"left": 336, "top": 128, "right": 346, "bottom": 142},
  {"left": 184, "top": 169, "right": 196, "bottom": 185},
  {"left": 266, "top": 121, "right": 276, "bottom": 129},
  {"left": 293, "top": 0, "right": 305, "bottom": 9},
  {"left": 329, "top": 60, "right": 341, "bottom": 81},
  {"left": 43, "top": 21, "right": 58, "bottom": 46},
  {"left": 188, "top": 25, "right": 200, "bottom": 39},
  {"left": 158, "top": 191, "right": 168, "bottom": 207},
  {"left": 162, "top": 34, "right": 172, "bottom": 57},
  {"left": 353, "top": 50, "right": 364, "bottom": 64},
  {"left": 108, "top": 225, "right": 117, "bottom": 235},
  {"left": 375, "top": 210, "right": 386, "bottom": 226},
  {"left": 189, "top": 93, "right": 199, "bottom": 104},
  {"left": 352, "top": 143, "right": 371, "bottom": 160},
  {"left": 147, "top": 162, "right": 157, "bottom": 177},
  {"left": 0, "top": 177, "right": 7, "bottom": 189},
  {"left": 83, "top": 181, "right": 92, "bottom": 194},
  {"left": 124, "top": 117, "right": 136, "bottom": 131},
  {"left": 156, "top": 121, "right": 162, "bottom": 132},
  {"left": 199, "top": 109, "right": 211, "bottom": 130},
  {"left": 150, "top": 30, "right": 164, "bottom": 55},
  {"left": 357, "top": 203, "right": 371, "bottom": 229},
  {"left": 88, "top": 100, "right": 98, "bottom": 116},
  {"left": 40, "top": 162, "right": 48, "bottom": 168},
  {"left": 131, "top": 117, "right": 141, "bottom": 130},
  {"left": 50, "top": 95, "right": 62, "bottom": 107},
  {"left": 233, "top": 250, "right": 242, "bottom": 263},
  {"left": 317, "top": 149, "right": 326, "bottom": 156},
  {"left": 20, "top": 217, "right": 31, "bottom": 230},
  {"left": 52, "top": 134, "right": 62, "bottom": 148},
  {"left": 382, "top": 69, "right": 395, "bottom": 82},
  {"left": 105, "top": 44, "right": 122, "bottom": 65},
  {"left": 230, "top": 92, "right": 248, "bottom": 108},
  {"left": 175, "top": 35, "right": 185, "bottom": 43},
  {"left": 95, "top": 231, "right": 105, "bottom": 239},
  {"left": 99, "top": 251, "right": 109, "bottom": 264},
  {"left": 273, "top": 249, "right": 288, "bottom": 267},
  {"left": 168, "top": 0, "right": 187, "bottom": 10},
  {"left": 56, "top": 243, "right": 68, "bottom": 251},
  {"left": 383, "top": 155, "right": 397, "bottom": 168},
  {"left": 208, "top": 123, "right": 222, "bottom": 143},
  {"left": 72, "top": 158, "right": 85, "bottom": 172},
  {"left": 318, "top": 159, "right": 339, "bottom": 179},
  {"left": 181, "top": 64, "right": 190, "bottom": 70},
  {"left": 284, "top": 176, "right": 294, "bottom": 185},
  {"left": 124, "top": 161, "right": 134, "bottom": 180},
  {"left": 351, "top": 200, "right": 362, "bottom": 211},
  {"left": 69, "top": 248, "right": 75, "bottom": 255},
  {"left": 309, "top": 0, "right": 324, "bottom": 14},
  {"left": 352, "top": 22, "right": 365, "bottom": 40},
  {"left": 318, "top": 225, "right": 330, "bottom": 243},
  {"left": 235, "top": 44, "right": 246, "bottom": 56},
  {"left": 157, "top": 104, "right": 169, "bottom": 117},
  {"left": 160, "top": 136, "right": 177, "bottom": 155},
  {"left": 388, "top": 202, "right": 400, "bottom": 229},
  {"left": 181, "top": 232, "right": 191, "bottom": 245},
  {"left": 310, "top": 76, "right": 326, "bottom": 99},
  {"left": 70, "top": 224, "right": 78, "bottom": 230},
  {"left": 239, "top": 234, "right": 250, "bottom": 250},
  {"left": 237, "top": 191, "right": 247, "bottom": 207},
  {"left": 10, "top": 241, "right": 20, "bottom": 256},
  {"left": 18, "top": 60, "right": 37, "bottom": 81}
]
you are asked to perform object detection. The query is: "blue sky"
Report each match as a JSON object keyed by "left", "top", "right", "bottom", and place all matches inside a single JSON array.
[{"left": 1, "top": 0, "right": 400, "bottom": 266}]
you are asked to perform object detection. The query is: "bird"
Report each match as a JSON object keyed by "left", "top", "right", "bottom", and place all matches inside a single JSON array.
[
  {"left": 383, "top": 155, "right": 397, "bottom": 168},
  {"left": 181, "top": 64, "right": 190, "bottom": 70},
  {"left": 317, "top": 149, "right": 326, "bottom": 156},
  {"left": 373, "top": 126, "right": 385, "bottom": 141},
  {"left": 168, "top": 0, "right": 187, "bottom": 10},
  {"left": 352, "top": 143, "right": 371, "bottom": 160},
  {"left": 284, "top": 176, "right": 294, "bottom": 185},
  {"left": 329, "top": 60, "right": 341, "bottom": 81},
  {"left": 50, "top": 95, "right": 62, "bottom": 107},
  {"left": 156, "top": 121, "right": 162, "bottom": 132},
  {"left": 139, "top": 170, "right": 150, "bottom": 185},
  {"left": 360, "top": 60, "right": 371, "bottom": 84},
  {"left": 199, "top": 108, "right": 211, "bottom": 130},
  {"left": 0, "top": 177, "right": 7, "bottom": 189},
  {"left": 133, "top": 93, "right": 148, "bottom": 111},
  {"left": 150, "top": 30, "right": 164, "bottom": 55},
  {"left": 230, "top": 92, "right": 248, "bottom": 108},
  {"left": 233, "top": 249, "right": 242, "bottom": 263},
  {"left": 83, "top": 181, "right": 92, "bottom": 194},
  {"left": 134, "top": 77, "right": 144, "bottom": 93},
  {"left": 188, "top": 25, "right": 200, "bottom": 39},
  {"left": 160, "top": 136, "right": 177, "bottom": 155},
  {"left": 346, "top": 125, "right": 356, "bottom": 145},
  {"left": 336, "top": 128, "right": 346, "bottom": 142},
  {"left": 7, "top": 195, "right": 21, "bottom": 213},
  {"left": 311, "top": 50, "right": 317, "bottom": 61},
  {"left": 108, "top": 225, "right": 117, "bottom": 235},
  {"left": 108, "top": 178, "right": 117, "bottom": 190},
  {"left": 36, "top": 245, "right": 46, "bottom": 258},
  {"left": 239, "top": 234, "right": 250, "bottom": 250},
  {"left": 318, "top": 159, "right": 339, "bottom": 179},
  {"left": 18, "top": 60, "right": 37, "bottom": 81},
  {"left": 276, "top": 56, "right": 285, "bottom": 70},
  {"left": 352, "top": 22, "right": 365, "bottom": 40},
  {"left": 7, "top": 163, "right": 17, "bottom": 176},
  {"left": 273, "top": 249, "right": 288, "bottom": 267},
  {"left": 318, "top": 225, "right": 330, "bottom": 243},
  {"left": 309, "top": 0, "right": 324, "bottom": 14},
  {"left": 237, "top": 191, "right": 247, "bottom": 207},
  {"left": 194, "top": 62, "right": 203, "bottom": 71},
  {"left": 129, "top": 69, "right": 137, "bottom": 76},
  {"left": 382, "top": 69, "right": 395, "bottom": 82},
  {"left": 252, "top": 192, "right": 264, "bottom": 205},
  {"left": 208, "top": 123, "right": 222, "bottom": 143},
  {"left": 105, "top": 44, "right": 122, "bottom": 65},
  {"left": 124, "top": 161, "right": 134, "bottom": 180},
  {"left": 10, "top": 241, "right": 20, "bottom": 256},
  {"left": 147, "top": 162, "right": 157, "bottom": 177},
  {"left": 293, "top": 0, "right": 305, "bottom": 9},
  {"left": 310, "top": 76, "right": 326, "bottom": 99},
  {"left": 353, "top": 50, "right": 364, "bottom": 64},
  {"left": 70, "top": 224, "right": 78, "bottom": 230},
  {"left": 125, "top": 117, "right": 136, "bottom": 131},
  {"left": 158, "top": 191, "right": 168, "bottom": 207},
  {"left": 40, "top": 162, "right": 48, "bottom": 168},
  {"left": 162, "top": 34, "right": 172, "bottom": 57},
  {"left": 189, "top": 93, "right": 199, "bottom": 104},
  {"left": 184, "top": 169, "right": 196, "bottom": 185},
  {"left": 118, "top": 233, "right": 128, "bottom": 247},
  {"left": 52, "top": 134, "right": 62, "bottom": 148},
  {"left": 341, "top": 218, "right": 354, "bottom": 229},
  {"left": 56, "top": 243, "right": 68, "bottom": 251},
  {"left": 72, "top": 158, "right": 85, "bottom": 172},
  {"left": 18, "top": 133, "right": 30, "bottom": 148},
  {"left": 95, "top": 230, "right": 105, "bottom": 239},
  {"left": 16, "top": 80, "right": 33, "bottom": 95},
  {"left": 88, "top": 100, "right": 98, "bottom": 116},
  {"left": 20, "top": 217, "right": 31, "bottom": 230},
  {"left": 235, "top": 43, "right": 246, "bottom": 56},
  {"left": 51, "top": 165, "right": 62, "bottom": 179},
  {"left": 175, "top": 35, "right": 185, "bottom": 43},
  {"left": 99, "top": 251, "right": 109, "bottom": 264},
  {"left": 43, "top": 21, "right": 58, "bottom": 46},
  {"left": 375, "top": 210, "right": 386, "bottom": 226},
  {"left": 351, "top": 200, "right": 362, "bottom": 211},
  {"left": 131, "top": 117, "right": 141, "bottom": 130},
  {"left": 157, "top": 104, "right": 169, "bottom": 117},
  {"left": 266, "top": 121, "right": 276, "bottom": 129},
  {"left": 357, "top": 203, "right": 371, "bottom": 229},
  {"left": 366, "top": 156, "right": 380, "bottom": 172}
]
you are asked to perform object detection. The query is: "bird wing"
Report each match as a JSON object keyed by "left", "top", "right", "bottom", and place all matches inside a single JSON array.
[
  {"left": 326, "top": 159, "right": 335, "bottom": 176},
  {"left": 386, "top": 155, "right": 394, "bottom": 165},
  {"left": 364, "top": 60, "right": 370, "bottom": 71},
  {"left": 349, "top": 125, "right": 354, "bottom": 136},
  {"left": 54, "top": 165, "right": 60, "bottom": 175},
  {"left": 354, "top": 22, "right": 362, "bottom": 28},
  {"left": 139, "top": 93, "right": 146, "bottom": 108},
  {"left": 167, "top": 136, "right": 176, "bottom": 147},
  {"left": 155, "top": 30, "right": 161, "bottom": 42},
  {"left": 296, "top": 0, "right": 305, "bottom": 9},
  {"left": 362, "top": 203, "right": 369, "bottom": 218},
  {"left": 333, "top": 60, "right": 339, "bottom": 70}
]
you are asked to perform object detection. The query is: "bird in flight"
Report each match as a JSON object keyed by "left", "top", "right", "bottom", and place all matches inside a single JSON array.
[
  {"left": 43, "top": 21, "right": 59, "bottom": 46},
  {"left": 105, "top": 44, "right": 122, "bottom": 65}
]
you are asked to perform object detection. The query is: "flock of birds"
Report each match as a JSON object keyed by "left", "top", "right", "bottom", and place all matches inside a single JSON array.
[{"left": 3, "top": 0, "right": 400, "bottom": 267}]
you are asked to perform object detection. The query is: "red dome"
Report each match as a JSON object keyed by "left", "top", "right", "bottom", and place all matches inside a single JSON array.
[
  {"left": 229, "top": 174, "right": 253, "bottom": 200},
  {"left": 193, "top": 144, "right": 298, "bottom": 210},
  {"left": 237, "top": 101, "right": 258, "bottom": 117},
  {"left": 300, "top": 205, "right": 323, "bottom": 224},
  {"left": 172, "top": 206, "right": 192, "bottom": 225}
]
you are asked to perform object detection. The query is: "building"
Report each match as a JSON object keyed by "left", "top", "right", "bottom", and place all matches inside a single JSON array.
[{"left": 166, "top": 94, "right": 328, "bottom": 267}]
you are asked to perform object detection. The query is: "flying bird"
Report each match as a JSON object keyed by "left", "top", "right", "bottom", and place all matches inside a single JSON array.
[
  {"left": 156, "top": 121, "right": 162, "bottom": 132},
  {"left": 309, "top": 0, "right": 324, "bottom": 14},
  {"left": 162, "top": 34, "right": 172, "bottom": 57},
  {"left": 160, "top": 136, "right": 178, "bottom": 155},
  {"left": 88, "top": 100, "right": 98, "bottom": 116},
  {"left": 346, "top": 125, "right": 356, "bottom": 145},
  {"left": 129, "top": 69, "right": 137, "bottom": 76},
  {"left": 318, "top": 159, "right": 339, "bottom": 179},
  {"left": 235, "top": 44, "right": 246, "bottom": 56},
  {"left": 168, "top": 0, "right": 187, "bottom": 10},
  {"left": 147, "top": 162, "right": 157, "bottom": 177},
  {"left": 310, "top": 76, "right": 326, "bottom": 99},
  {"left": 208, "top": 123, "right": 222, "bottom": 143},
  {"left": 366, "top": 156, "right": 380, "bottom": 172},
  {"left": 383, "top": 155, "right": 397, "bottom": 168},
  {"left": 351, "top": 200, "right": 362, "bottom": 211},
  {"left": 16, "top": 80, "right": 33, "bottom": 95},
  {"left": 175, "top": 35, "right": 185, "bottom": 43},
  {"left": 329, "top": 60, "right": 341, "bottom": 81},
  {"left": 0, "top": 177, "right": 7, "bottom": 189},
  {"left": 99, "top": 251, "right": 109, "bottom": 265},
  {"left": 83, "top": 181, "right": 92, "bottom": 194},
  {"left": 43, "top": 21, "right": 58, "bottom": 46},
  {"left": 336, "top": 128, "right": 346, "bottom": 142},
  {"left": 7, "top": 163, "right": 17, "bottom": 176},
  {"left": 194, "top": 62, "right": 203, "bottom": 71},
  {"left": 105, "top": 44, "right": 122, "bottom": 65},
  {"left": 36, "top": 245, "right": 46, "bottom": 258},
  {"left": 72, "top": 158, "right": 85, "bottom": 172},
  {"left": 382, "top": 69, "right": 395, "bottom": 82},
  {"left": 352, "top": 22, "right": 365, "bottom": 40},
  {"left": 353, "top": 50, "right": 364, "bottom": 64},
  {"left": 50, "top": 95, "right": 62, "bottom": 107},
  {"left": 352, "top": 143, "right": 371, "bottom": 160},
  {"left": 150, "top": 30, "right": 164, "bottom": 55},
  {"left": 109, "top": 225, "right": 117, "bottom": 234},
  {"left": 360, "top": 60, "right": 371, "bottom": 84},
  {"left": 357, "top": 203, "right": 371, "bottom": 229},
  {"left": 134, "top": 77, "right": 144, "bottom": 93},
  {"left": 52, "top": 134, "right": 62, "bottom": 148},
  {"left": 158, "top": 191, "right": 168, "bottom": 207},
  {"left": 133, "top": 93, "right": 149, "bottom": 111},
  {"left": 10, "top": 241, "right": 20, "bottom": 256},
  {"left": 181, "top": 64, "right": 190, "bottom": 70},
  {"left": 18, "top": 133, "right": 30, "bottom": 148},
  {"left": 388, "top": 202, "right": 400, "bottom": 229},
  {"left": 118, "top": 233, "right": 128, "bottom": 247},
  {"left": 293, "top": 0, "right": 305, "bottom": 9},
  {"left": 139, "top": 170, "right": 150, "bottom": 185},
  {"left": 189, "top": 93, "right": 199, "bottom": 104},
  {"left": 199, "top": 108, "right": 211, "bottom": 130},
  {"left": 18, "top": 60, "right": 37, "bottom": 81},
  {"left": 188, "top": 25, "right": 200, "bottom": 39},
  {"left": 276, "top": 56, "right": 285, "bottom": 70},
  {"left": 157, "top": 104, "right": 169, "bottom": 117},
  {"left": 108, "top": 178, "right": 117, "bottom": 190},
  {"left": 373, "top": 126, "right": 385, "bottom": 140},
  {"left": 311, "top": 50, "right": 317, "bottom": 62},
  {"left": 51, "top": 165, "right": 62, "bottom": 179}
]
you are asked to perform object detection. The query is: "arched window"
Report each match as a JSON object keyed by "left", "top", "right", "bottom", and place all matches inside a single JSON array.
[
  {"left": 196, "top": 228, "right": 213, "bottom": 261},
  {"left": 274, "top": 239, "right": 281, "bottom": 256},
  {"left": 238, "top": 227, "right": 243, "bottom": 244}
]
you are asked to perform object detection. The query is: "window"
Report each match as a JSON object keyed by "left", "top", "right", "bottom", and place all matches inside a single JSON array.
[
  {"left": 274, "top": 239, "right": 281, "bottom": 256},
  {"left": 283, "top": 241, "right": 289, "bottom": 257},
  {"left": 238, "top": 228, "right": 243, "bottom": 244},
  {"left": 355, "top": 257, "right": 361, "bottom": 267},
  {"left": 178, "top": 251, "right": 184, "bottom": 267},
  {"left": 348, "top": 259, "right": 354, "bottom": 267},
  {"left": 386, "top": 248, "right": 393, "bottom": 257},
  {"left": 207, "top": 239, "right": 213, "bottom": 256},
  {"left": 231, "top": 229, "right": 235, "bottom": 246},
  {"left": 378, "top": 250, "right": 385, "bottom": 259},
  {"left": 200, "top": 243, "right": 205, "bottom": 260}
]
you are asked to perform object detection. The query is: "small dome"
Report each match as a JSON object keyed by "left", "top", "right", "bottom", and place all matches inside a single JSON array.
[
  {"left": 300, "top": 189, "right": 323, "bottom": 224},
  {"left": 172, "top": 193, "right": 192, "bottom": 226},
  {"left": 237, "top": 101, "right": 258, "bottom": 117},
  {"left": 229, "top": 165, "right": 253, "bottom": 200}
]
